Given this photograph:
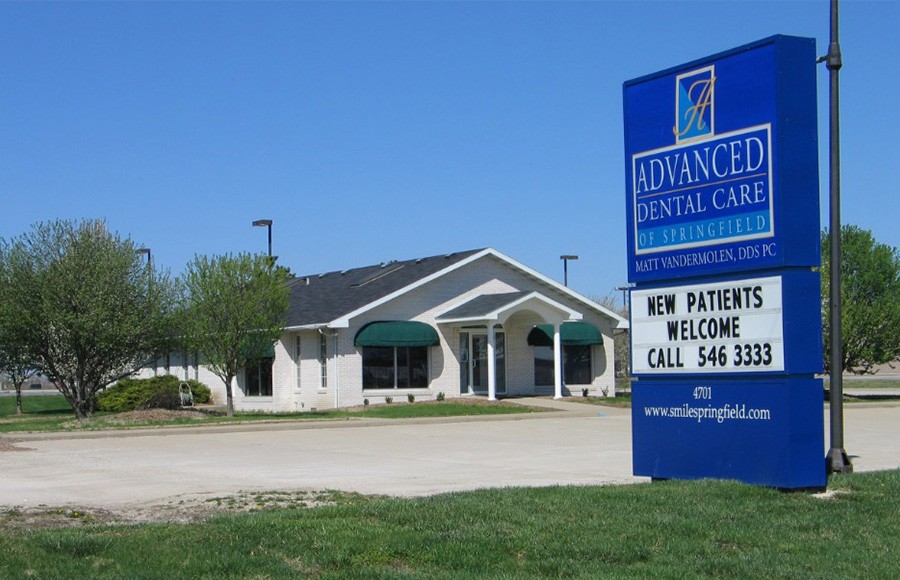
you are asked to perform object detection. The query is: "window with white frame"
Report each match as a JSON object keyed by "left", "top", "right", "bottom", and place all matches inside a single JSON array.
[
  {"left": 318, "top": 333, "right": 328, "bottom": 390},
  {"left": 295, "top": 335, "right": 302, "bottom": 390}
]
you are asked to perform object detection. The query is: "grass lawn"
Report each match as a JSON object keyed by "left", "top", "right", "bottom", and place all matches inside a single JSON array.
[
  {"left": 0, "top": 393, "right": 71, "bottom": 415},
  {"left": 570, "top": 393, "right": 633, "bottom": 408},
  {"left": 830, "top": 377, "right": 900, "bottom": 390},
  {"left": 0, "top": 395, "right": 537, "bottom": 434},
  {"left": 0, "top": 470, "right": 897, "bottom": 578}
]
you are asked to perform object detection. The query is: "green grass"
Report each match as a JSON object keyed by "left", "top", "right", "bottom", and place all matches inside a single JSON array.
[
  {"left": 570, "top": 393, "right": 632, "bottom": 407},
  {"left": 350, "top": 401, "right": 537, "bottom": 419},
  {"left": 830, "top": 377, "right": 900, "bottom": 389},
  {"left": 0, "top": 393, "right": 72, "bottom": 415},
  {"left": 1, "top": 470, "right": 897, "bottom": 578},
  {"left": 0, "top": 395, "right": 535, "bottom": 433}
]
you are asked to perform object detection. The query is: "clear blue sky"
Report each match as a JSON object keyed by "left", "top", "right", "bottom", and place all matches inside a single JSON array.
[{"left": 2, "top": 1, "right": 897, "bottom": 304}]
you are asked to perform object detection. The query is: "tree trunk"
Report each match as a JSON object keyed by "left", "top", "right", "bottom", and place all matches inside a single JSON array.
[
  {"left": 15, "top": 384, "right": 23, "bottom": 415},
  {"left": 72, "top": 398, "right": 89, "bottom": 421},
  {"left": 225, "top": 374, "right": 235, "bottom": 417}
]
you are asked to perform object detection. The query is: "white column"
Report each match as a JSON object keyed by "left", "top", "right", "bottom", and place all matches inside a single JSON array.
[
  {"left": 553, "top": 322, "right": 563, "bottom": 399},
  {"left": 487, "top": 323, "right": 497, "bottom": 401}
]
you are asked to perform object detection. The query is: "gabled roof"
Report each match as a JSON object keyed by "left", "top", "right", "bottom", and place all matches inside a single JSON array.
[
  {"left": 436, "top": 292, "right": 530, "bottom": 321},
  {"left": 284, "top": 248, "right": 628, "bottom": 330},
  {"left": 285, "top": 249, "right": 485, "bottom": 328},
  {"left": 435, "top": 292, "right": 582, "bottom": 325}
]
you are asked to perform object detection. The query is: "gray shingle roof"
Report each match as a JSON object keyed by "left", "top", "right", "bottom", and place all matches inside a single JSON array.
[
  {"left": 285, "top": 249, "right": 486, "bottom": 327},
  {"left": 435, "top": 292, "right": 529, "bottom": 321}
]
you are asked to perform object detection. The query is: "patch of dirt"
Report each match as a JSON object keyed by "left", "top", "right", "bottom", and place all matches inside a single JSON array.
[
  {"left": 55, "top": 408, "right": 213, "bottom": 429},
  {"left": 106, "top": 409, "right": 210, "bottom": 423},
  {"left": 0, "top": 436, "right": 32, "bottom": 453},
  {"left": 0, "top": 489, "right": 377, "bottom": 531}
]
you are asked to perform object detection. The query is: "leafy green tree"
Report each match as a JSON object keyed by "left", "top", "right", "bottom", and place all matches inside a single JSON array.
[
  {"left": 1, "top": 220, "right": 180, "bottom": 419},
  {"left": 822, "top": 225, "right": 900, "bottom": 374},
  {"left": 0, "top": 240, "right": 40, "bottom": 414},
  {"left": 182, "top": 253, "right": 290, "bottom": 417}
]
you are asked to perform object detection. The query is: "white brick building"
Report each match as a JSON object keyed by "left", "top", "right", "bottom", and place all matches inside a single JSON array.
[{"left": 147, "top": 248, "right": 627, "bottom": 411}]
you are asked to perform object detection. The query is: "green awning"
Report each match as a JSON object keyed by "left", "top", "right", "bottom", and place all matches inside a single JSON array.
[
  {"left": 354, "top": 321, "right": 440, "bottom": 347},
  {"left": 240, "top": 341, "right": 276, "bottom": 361},
  {"left": 527, "top": 322, "right": 603, "bottom": 347}
]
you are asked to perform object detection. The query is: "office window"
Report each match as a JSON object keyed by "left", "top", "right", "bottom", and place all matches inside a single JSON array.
[
  {"left": 245, "top": 358, "right": 273, "bottom": 396},
  {"left": 319, "top": 333, "right": 328, "bottom": 390},
  {"left": 362, "top": 346, "right": 429, "bottom": 389},
  {"left": 534, "top": 345, "right": 592, "bottom": 386},
  {"left": 295, "top": 335, "right": 302, "bottom": 390}
]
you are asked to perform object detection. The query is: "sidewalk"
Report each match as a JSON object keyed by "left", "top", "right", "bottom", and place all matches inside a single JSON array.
[{"left": 6, "top": 396, "right": 621, "bottom": 443}]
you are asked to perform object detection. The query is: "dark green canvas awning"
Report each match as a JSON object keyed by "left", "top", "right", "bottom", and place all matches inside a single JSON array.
[
  {"left": 354, "top": 321, "right": 440, "bottom": 347},
  {"left": 527, "top": 322, "right": 603, "bottom": 347},
  {"left": 240, "top": 340, "right": 276, "bottom": 361}
]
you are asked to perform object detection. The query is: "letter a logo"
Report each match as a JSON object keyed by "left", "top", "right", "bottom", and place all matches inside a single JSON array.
[{"left": 674, "top": 66, "right": 715, "bottom": 143}]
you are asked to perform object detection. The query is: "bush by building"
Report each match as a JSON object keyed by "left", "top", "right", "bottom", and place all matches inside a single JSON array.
[{"left": 97, "top": 375, "right": 211, "bottom": 412}]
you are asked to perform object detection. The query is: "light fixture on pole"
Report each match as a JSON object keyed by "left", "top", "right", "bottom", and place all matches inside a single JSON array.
[
  {"left": 560, "top": 255, "right": 578, "bottom": 287},
  {"left": 614, "top": 285, "right": 632, "bottom": 312},
  {"left": 252, "top": 219, "right": 273, "bottom": 258},
  {"left": 135, "top": 247, "right": 151, "bottom": 265}
]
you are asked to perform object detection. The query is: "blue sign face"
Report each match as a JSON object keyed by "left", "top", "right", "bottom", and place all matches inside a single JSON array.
[
  {"left": 633, "top": 125, "right": 773, "bottom": 255},
  {"left": 623, "top": 36, "right": 825, "bottom": 490},
  {"left": 632, "top": 378, "right": 825, "bottom": 488},
  {"left": 624, "top": 36, "right": 819, "bottom": 283}
]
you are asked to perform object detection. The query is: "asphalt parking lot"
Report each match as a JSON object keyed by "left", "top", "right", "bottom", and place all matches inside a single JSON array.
[{"left": 1, "top": 400, "right": 897, "bottom": 511}]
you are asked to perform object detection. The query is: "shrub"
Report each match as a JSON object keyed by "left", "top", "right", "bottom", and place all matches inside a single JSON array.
[
  {"left": 436, "top": 392, "right": 445, "bottom": 401},
  {"left": 97, "top": 375, "right": 211, "bottom": 412},
  {"left": 363, "top": 398, "right": 369, "bottom": 406},
  {"left": 385, "top": 396, "right": 393, "bottom": 404},
  {"left": 407, "top": 393, "right": 415, "bottom": 403}
]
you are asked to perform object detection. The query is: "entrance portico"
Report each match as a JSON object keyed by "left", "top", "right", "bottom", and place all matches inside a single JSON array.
[{"left": 436, "top": 291, "right": 582, "bottom": 400}]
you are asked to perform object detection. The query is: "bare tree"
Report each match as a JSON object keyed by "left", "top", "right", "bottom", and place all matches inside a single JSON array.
[{"left": 593, "top": 292, "right": 630, "bottom": 379}]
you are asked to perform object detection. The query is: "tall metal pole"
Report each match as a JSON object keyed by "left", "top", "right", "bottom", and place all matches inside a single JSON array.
[
  {"left": 825, "top": 0, "right": 852, "bottom": 474},
  {"left": 252, "top": 219, "right": 274, "bottom": 259},
  {"left": 560, "top": 255, "right": 578, "bottom": 287}
]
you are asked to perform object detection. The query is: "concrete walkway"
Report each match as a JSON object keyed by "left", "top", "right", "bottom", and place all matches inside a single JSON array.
[{"left": 0, "top": 399, "right": 896, "bottom": 512}]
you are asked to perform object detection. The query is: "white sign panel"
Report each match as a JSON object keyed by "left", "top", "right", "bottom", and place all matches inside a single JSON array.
[{"left": 631, "top": 276, "right": 784, "bottom": 374}]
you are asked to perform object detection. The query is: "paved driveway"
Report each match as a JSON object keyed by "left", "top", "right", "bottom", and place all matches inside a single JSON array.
[{"left": 1, "top": 401, "right": 897, "bottom": 511}]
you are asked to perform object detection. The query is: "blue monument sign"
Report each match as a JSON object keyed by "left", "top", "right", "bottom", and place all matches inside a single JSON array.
[
  {"left": 623, "top": 36, "right": 825, "bottom": 489},
  {"left": 624, "top": 35, "right": 820, "bottom": 284}
]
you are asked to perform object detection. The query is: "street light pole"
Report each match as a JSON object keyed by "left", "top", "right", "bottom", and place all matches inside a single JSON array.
[
  {"left": 252, "top": 219, "right": 273, "bottom": 258},
  {"left": 614, "top": 285, "right": 631, "bottom": 312},
  {"left": 560, "top": 255, "right": 578, "bottom": 287},
  {"left": 822, "top": 0, "right": 852, "bottom": 474},
  {"left": 135, "top": 247, "right": 151, "bottom": 266}
]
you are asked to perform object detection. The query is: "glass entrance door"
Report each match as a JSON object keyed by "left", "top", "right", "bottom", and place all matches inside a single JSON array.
[
  {"left": 470, "top": 335, "right": 489, "bottom": 394},
  {"left": 462, "top": 331, "right": 505, "bottom": 395}
]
